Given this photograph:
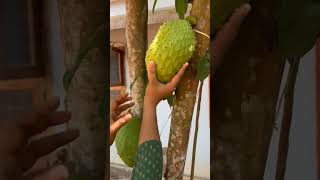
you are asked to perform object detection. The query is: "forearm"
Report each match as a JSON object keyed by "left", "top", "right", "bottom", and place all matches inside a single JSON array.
[
  {"left": 131, "top": 97, "right": 163, "bottom": 179},
  {"left": 138, "top": 96, "right": 160, "bottom": 145}
]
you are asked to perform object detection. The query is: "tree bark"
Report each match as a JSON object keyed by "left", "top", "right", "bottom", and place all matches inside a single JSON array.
[
  {"left": 57, "top": 1, "right": 107, "bottom": 179},
  {"left": 212, "top": 1, "right": 285, "bottom": 180},
  {"left": 124, "top": 0, "right": 148, "bottom": 118},
  {"left": 165, "top": 0, "right": 210, "bottom": 179}
]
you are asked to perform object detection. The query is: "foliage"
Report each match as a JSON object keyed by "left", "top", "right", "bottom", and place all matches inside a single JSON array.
[
  {"left": 167, "top": 94, "right": 175, "bottom": 107},
  {"left": 152, "top": 0, "right": 158, "bottom": 13},
  {"left": 175, "top": 0, "right": 189, "bottom": 19},
  {"left": 196, "top": 53, "right": 210, "bottom": 81},
  {"left": 279, "top": 0, "right": 320, "bottom": 58}
]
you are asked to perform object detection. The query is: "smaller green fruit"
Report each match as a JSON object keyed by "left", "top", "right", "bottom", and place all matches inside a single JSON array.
[
  {"left": 115, "top": 117, "right": 141, "bottom": 167},
  {"left": 185, "top": 16, "right": 197, "bottom": 25}
]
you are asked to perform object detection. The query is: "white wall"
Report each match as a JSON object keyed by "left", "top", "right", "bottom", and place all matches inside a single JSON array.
[
  {"left": 110, "top": 0, "right": 175, "bottom": 17},
  {"left": 264, "top": 48, "right": 317, "bottom": 180},
  {"left": 43, "top": 0, "right": 66, "bottom": 105},
  {"left": 110, "top": 4, "right": 211, "bottom": 178}
]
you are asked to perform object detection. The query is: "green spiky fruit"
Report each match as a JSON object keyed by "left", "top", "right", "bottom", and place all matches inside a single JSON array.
[
  {"left": 145, "top": 19, "right": 196, "bottom": 83},
  {"left": 115, "top": 117, "right": 141, "bottom": 167}
]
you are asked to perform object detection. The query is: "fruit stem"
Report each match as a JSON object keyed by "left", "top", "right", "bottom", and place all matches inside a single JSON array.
[{"left": 193, "top": 29, "right": 210, "bottom": 39}]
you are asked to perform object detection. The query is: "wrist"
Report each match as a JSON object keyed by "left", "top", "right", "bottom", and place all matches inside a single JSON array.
[{"left": 143, "top": 95, "right": 158, "bottom": 108}]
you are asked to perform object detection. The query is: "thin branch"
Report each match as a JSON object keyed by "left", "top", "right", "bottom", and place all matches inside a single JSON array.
[
  {"left": 275, "top": 58, "right": 300, "bottom": 180},
  {"left": 190, "top": 80, "right": 204, "bottom": 179}
]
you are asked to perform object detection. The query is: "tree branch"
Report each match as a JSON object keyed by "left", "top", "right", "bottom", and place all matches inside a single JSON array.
[
  {"left": 275, "top": 58, "right": 300, "bottom": 180},
  {"left": 190, "top": 80, "right": 204, "bottom": 179},
  {"left": 165, "top": 0, "right": 210, "bottom": 179}
]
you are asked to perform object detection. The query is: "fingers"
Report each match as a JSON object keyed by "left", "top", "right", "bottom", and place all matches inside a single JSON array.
[
  {"left": 212, "top": 3, "right": 251, "bottom": 74},
  {"left": 111, "top": 95, "right": 132, "bottom": 111},
  {"left": 23, "top": 111, "right": 72, "bottom": 137},
  {"left": 147, "top": 61, "right": 157, "bottom": 83},
  {"left": 20, "top": 129, "right": 79, "bottom": 171},
  {"left": 114, "top": 93, "right": 130, "bottom": 106},
  {"left": 166, "top": 63, "right": 189, "bottom": 90},
  {"left": 24, "top": 165, "right": 69, "bottom": 180},
  {"left": 109, "top": 113, "right": 132, "bottom": 145},
  {"left": 110, "top": 114, "right": 132, "bottom": 134},
  {"left": 22, "top": 97, "right": 60, "bottom": 126},
  {"left": 111, "top": 96, "right": 134, "bottom": 121},
  {"left": 19, "top": 97, "right": 72, "bottom": 137},
  {"left": 115, "top": 102, "right": 135, "bottom": 116}
]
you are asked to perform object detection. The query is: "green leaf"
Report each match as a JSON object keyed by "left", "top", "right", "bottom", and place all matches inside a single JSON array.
[
  {"left": 63, "top": 69, "right": 75, "bottom": 91},
  {"left": 175, "top": 0, "right": 188, "bottom": 19},
  {"left": 130, "top": 69, "right": 146, "bottom": 90},
  {"left": 279, "top": 1, "right": 320, "bottom": 58},
  {"left": 196, "top": 56, "right": 210, "bottom": 81},
  {"left": 166, "top": 94, "right": 175, "bottom": 107},
  {"left": 152, "top": 0, "right": 158, "bottom": 13}
]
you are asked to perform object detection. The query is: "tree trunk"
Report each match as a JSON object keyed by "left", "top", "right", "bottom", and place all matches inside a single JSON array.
[
  {"left": 124, "top": 0, "right": 148, "bottom": 118},
  {"left": 57, "top": 1, "right": 107, "bottom": 179},
  {"left": 165, "top": 0, "right": 210, "bottom": 179},
  {"left": 212, "top": 1, "right": 285, "bottom": 180}
]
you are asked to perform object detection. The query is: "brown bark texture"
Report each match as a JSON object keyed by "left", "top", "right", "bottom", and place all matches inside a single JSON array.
[
  {"left": 165, "top": 0, "right": 210, "bottom": 179},
  {"left": 124, "top": 0, "right": 148, "bottom": 118},
  {"left": 57, "top": 0, "right": 107, "bottom": 179},
  {"left": 212, "top": 0, "right": 285, "bottom": 180}
]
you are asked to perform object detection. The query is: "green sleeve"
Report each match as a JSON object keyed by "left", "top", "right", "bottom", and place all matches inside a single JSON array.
[{"left": 131, "top": 140, "right": 163, "bottom": 180}]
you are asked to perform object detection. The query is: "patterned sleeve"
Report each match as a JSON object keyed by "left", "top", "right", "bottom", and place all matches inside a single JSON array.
[{"left": 131, "top": 140, "right": 163, "bottom": 180}]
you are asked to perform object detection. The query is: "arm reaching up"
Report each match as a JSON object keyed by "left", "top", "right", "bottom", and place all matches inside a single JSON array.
[{"left": 131, "top": 62, "right": 188, "bottom": 180}]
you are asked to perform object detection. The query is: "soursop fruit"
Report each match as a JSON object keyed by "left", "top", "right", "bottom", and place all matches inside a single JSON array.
[
  {"left": 145, "top": 19, "right": 196, "bottom": 83},
  {"left": 115, "top": 116, "right": 141, "bottom": 167}
]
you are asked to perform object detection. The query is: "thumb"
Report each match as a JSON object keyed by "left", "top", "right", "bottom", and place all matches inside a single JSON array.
[
  {"left": 25, "top": 165, "right": 69, "bottom": 180},
  {"left": 147, "top": 61, "right": 157, "bottom": 83},
  {"left": 110, "top": 113, "right": 132, "bottom": 134}
]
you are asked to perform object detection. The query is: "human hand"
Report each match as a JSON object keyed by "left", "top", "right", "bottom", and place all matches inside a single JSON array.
[
  {"left": 212, "top": 3, "right": 251, "bottom": 75},
  {"left": 109, "top": 93, "right": 135, "bottom": 146},
  {"left": 0, "top": 97, "right": 79, "bottom": 180},
  {"left": 144, "top": 61, "right": 189, "bottom": 107},
  {"left": 24, "top": 165, "right": 69, "bottom": 180}
]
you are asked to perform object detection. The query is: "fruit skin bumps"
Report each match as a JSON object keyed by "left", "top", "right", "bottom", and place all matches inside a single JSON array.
[
  {"left": 115, "top": 116, "right": 141, "bottom": 167},
  {"left": 145, "top": 19, "right": 196, "bottom": 83}
]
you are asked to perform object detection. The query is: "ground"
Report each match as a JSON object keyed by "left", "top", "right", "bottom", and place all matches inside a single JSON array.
[{"left": 110, "top": 163, "right": 209, "bottom": 180}]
